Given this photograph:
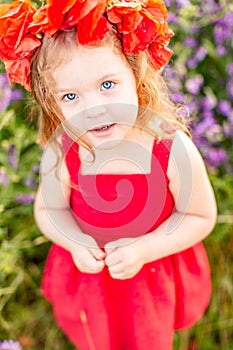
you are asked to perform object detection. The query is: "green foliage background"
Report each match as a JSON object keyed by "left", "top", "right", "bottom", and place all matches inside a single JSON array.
[{"left": 0, "top": 0, "right": 233, "bottom": 349}]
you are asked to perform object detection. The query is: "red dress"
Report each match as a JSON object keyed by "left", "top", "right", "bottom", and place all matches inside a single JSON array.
[{"left": 41, "top": 134, "right": 211, "bottom": 350}]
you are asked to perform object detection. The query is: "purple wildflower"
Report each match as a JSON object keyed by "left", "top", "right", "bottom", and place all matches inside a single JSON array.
[
  {"left": 0, "top": 75, "right": 11, "bottom": 112},
  {"left": 24, "top": 176, "right": 37, "bottom": 189},
  {"left": 163, "top": 65, "right": 176, "bottom": 80},
  {"left": 217, "top": 100, "right": 232, "bottom": 117},
  {"left": 199, "top": 0, "right": 221, "bottom": 16},
  {"left": 202, "top": 95, "right": 217, "bottom": 110},
  {"left": 164, "top": 0, "right": 172, "bottom": 7},
  {"left": 8, "top": 144, "right": 18, "bottom": 170},
  {"left": 204, "top": 148, "right": 228, "bottom": 168},
  {"left": 163, "top": 65, "right": 183, "bottom": 91},
  {"left": 167, "top": 12, "right": 179, "bottom": 24},
  {"left": 223, "top": 122, "right": 233, "bottom": 138},
  {"left": 212, "top": 13, "right": 233, "bottom": 58},
  {"left": 0, "top": 340, "right": 22, "bottom": 350},
  {"left": 169, "top": 79, "right": 182, "bottom": 92},
  {"left": 187, "top": 99, "right": 200, "bottom": 114},
  {"left": 202, "top": 109, "right": 215, "bottom": 120},
  {"left": 226, "top": 63, "right": 233, "bottom": 76},
  {"left": 185, "top": 75, "right": 204, "bottom": 95},
  {"left": 193, "top": 117, "right": 216, "bottom": 138},
  {"left": 15, "top": 193, "right": 35, "bottom": 205},
  {"left": 171, "top": 92, "right": 186, "bottom": 103},
  {"left": 213, "top": 25, "right": 228, "bottom": 45},
  {"left": 0, "top": 168, "right": 8, "bottom": 187},
  {"left": 195, "top": 46, "right": 207, "bottom": 62},
  {"left": 226, "top": 81, "right": 233, "bottom": 100},
  {"left": 183, "top": 37, "right": 197, "bottom": 48},
  {"left": 0, "top": 74, "right": 23, "bottom": 112},
  {"left": 186, "top": 57, "right": 198, "bottom": 69},
  {"left": 10, "top": 89, "right": 24, "bottom": 102},
  {"left": 206, "top": 124, "right": 223, "bottom": 144},
  {"left": 216, "top": 45, "right": 227, "bottom": 57},
  {"left": 176, "top": 0, "right": 190, "bottom": 8}
]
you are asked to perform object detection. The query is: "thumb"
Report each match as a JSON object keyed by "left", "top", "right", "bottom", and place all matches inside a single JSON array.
[{"left": 90, "top": 248, "right": 106, "bottom": 261}]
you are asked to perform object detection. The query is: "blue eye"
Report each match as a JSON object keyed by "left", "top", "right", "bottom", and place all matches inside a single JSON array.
[
  {"left": 101, "top": 81, "right": 114, "bottom": 91},
  {"left": 64, "top": 93, "right": 78, "bottom": 101}
]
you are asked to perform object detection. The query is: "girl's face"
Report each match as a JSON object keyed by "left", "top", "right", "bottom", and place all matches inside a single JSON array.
[{"left": 53, "top": 44, "right": 138, "bottom": 148}]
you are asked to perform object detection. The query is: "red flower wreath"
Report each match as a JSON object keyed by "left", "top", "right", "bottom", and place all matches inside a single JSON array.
[
  {"left": 0, "top": 0, "right": 42, "bottom": 90},
  {"left": 0, "top": 0, "right": 174, "bottom": 91}
]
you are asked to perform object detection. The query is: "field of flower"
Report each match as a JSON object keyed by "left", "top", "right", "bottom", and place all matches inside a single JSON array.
[{"left": 0, "top": 0, "right": 233, "bottom": 349}]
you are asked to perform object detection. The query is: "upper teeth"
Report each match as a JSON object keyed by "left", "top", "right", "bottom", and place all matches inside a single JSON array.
[{"left": 96, "top": 125, "right": 110, "bottom": 131}]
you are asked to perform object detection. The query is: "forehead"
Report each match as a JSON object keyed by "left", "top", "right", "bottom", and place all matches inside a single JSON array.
[{"left": 53, "top": 44, "right": 129, "bottom": 84}]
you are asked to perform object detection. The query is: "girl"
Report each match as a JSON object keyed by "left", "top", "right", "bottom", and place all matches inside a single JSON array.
[{"left": 0, "top": 1, "right": 217, "bottom": 349}]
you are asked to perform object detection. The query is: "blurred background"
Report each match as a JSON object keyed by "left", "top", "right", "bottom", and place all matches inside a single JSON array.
[{"left": 0, "top": 0, "right": 233, "bottom": 349}]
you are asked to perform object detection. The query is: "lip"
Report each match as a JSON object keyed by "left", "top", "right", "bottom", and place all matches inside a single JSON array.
[{"left": 89, "top": 123, "right": 116, "bottom": 137}]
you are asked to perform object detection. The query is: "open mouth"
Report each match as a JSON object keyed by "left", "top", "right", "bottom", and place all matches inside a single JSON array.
[{"left": 90, "top": 123, "right": 115, "bottom": 135}]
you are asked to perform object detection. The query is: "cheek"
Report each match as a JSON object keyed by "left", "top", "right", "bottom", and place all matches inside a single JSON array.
[
  {"left": 108, "top": 103, "right": 138, "bottom": 126},
  {"left": 61, "top": 109, "right": 87, "bottom": 139}
]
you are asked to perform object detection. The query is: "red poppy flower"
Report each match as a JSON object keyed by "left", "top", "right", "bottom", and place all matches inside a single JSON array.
[
  {"left": 76, "top": 2, "right": 110, "bottom": 44},
  {"left": 0, "top": 0, "right": 41, "bottom": 61},
  {"left": 5, "top": 58, "right": 31, "bottom": 91},
  {"left": 47, "top": 0, "right": 109, "bottom": 44},
  {"left": 148, "top": 28, "right": 174, "bottom": 70},
  {"left": 144, "top": 0, "right": 168, "bottom": 24},
  {"left": 28, "top": 6, "right": 57, "bottom": 37},
  {"left": 46, "top": 0, "right": 80, "bottom": 29},
  {"left": 107, "top": 0, "right": 168, "bottom": 33},
  {"left": 47, "top": 1, "right": 102, "bottom": 28},
  {"left": 107, "top": 0, "right": 173, "bottom": 68},
  {"left": 107, "top": 2, "right": 144, "bottom": 33},
  {"left": 122, "top": 14, "right": 162, "bottom": 53}
]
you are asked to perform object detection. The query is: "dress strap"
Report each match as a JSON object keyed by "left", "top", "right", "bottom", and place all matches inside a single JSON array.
[
  {"left": 152, "top": 139, "right": 173, "bottom": 174},
  {"left": 62, "top": 132, "right": 80, "bottom": 183}
]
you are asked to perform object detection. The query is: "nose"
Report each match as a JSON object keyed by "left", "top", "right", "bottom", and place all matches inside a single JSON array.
[
  {"left": 83, "top": 98, "right": 107, "bottom": 119},
  {"left": 85, "top": 104, "right": 106, "bottom": 118}
]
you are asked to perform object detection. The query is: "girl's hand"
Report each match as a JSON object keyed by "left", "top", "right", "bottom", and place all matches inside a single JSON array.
[
  {"left": 71, "top": 235, "right": 106, "bottom": 274},
  {"left": 104, "top": 237, "right": 147, "bottom": 280}
]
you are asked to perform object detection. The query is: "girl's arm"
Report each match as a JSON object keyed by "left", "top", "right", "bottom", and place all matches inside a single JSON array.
[
  {"left": 105, "top": 131, "right": 217, "bottom": 279},
  {"left": 141, "top": 130, "right": 217, "bottom": 260},
  {"left": 34, "top": 143, "right": 105, "bottom": 273}
]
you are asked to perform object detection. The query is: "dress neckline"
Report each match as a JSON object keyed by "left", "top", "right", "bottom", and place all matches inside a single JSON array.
[{"left": 78, "top": 138, "right": 158, "bottom": 176}]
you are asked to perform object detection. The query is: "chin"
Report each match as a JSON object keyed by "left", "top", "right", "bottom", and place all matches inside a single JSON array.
[{"left": 94, "top": 138, "right": 124, "bottom": 150}]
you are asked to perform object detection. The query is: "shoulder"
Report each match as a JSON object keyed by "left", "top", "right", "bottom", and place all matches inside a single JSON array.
[
  {"left": 37, "top": 137, "right": 71, "bottom": 208},
  {"left": 167, "top": 130, "right": 217, "bottom": 216},
  {"left": 167, "top": 130, "right": 207, "bottom": 180},
  {"left": 167, "top": 130, "right": 209, "bottom": 200},
  {"left": 40, "top": 136, "right": 70, "bottom": 184}
]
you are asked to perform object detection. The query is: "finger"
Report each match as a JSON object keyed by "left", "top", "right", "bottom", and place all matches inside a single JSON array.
[
  {"left": 108, "top": 262, "right": 123, "bottom": 273},
  {"left": 72, "top": 247, "right": 105, "bottom": 273},
  {"left": 80, "top": 255, "right": 105, "bottom": 273},
  {"left": 89, "top": 248, "right": 106, "bottom": 261},
  {"left": 108, "top": 267, "right": 128, "bottom": 280},
  {"left": 104, "top": 247, "right": 116, "bottom": 256},
  {"left": 93, "top": 259, "right": 105, "bottom": 272},
  {"left": 110, "top": 273, "right": 126, "bottom": 280},
  {"left": 105, "top": 252, "right": 122, "bottom": 267}
]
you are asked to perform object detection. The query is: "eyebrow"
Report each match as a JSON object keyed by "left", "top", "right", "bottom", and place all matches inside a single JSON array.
[
  {"left": 54, "top": 72, "right": 122, "bottom": 94},
  {"left": 54, "top": 88, "right": 78, "bottom": 94},
  {"left": 98, "top": 72, "right": 121, "bottom": 81}
]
